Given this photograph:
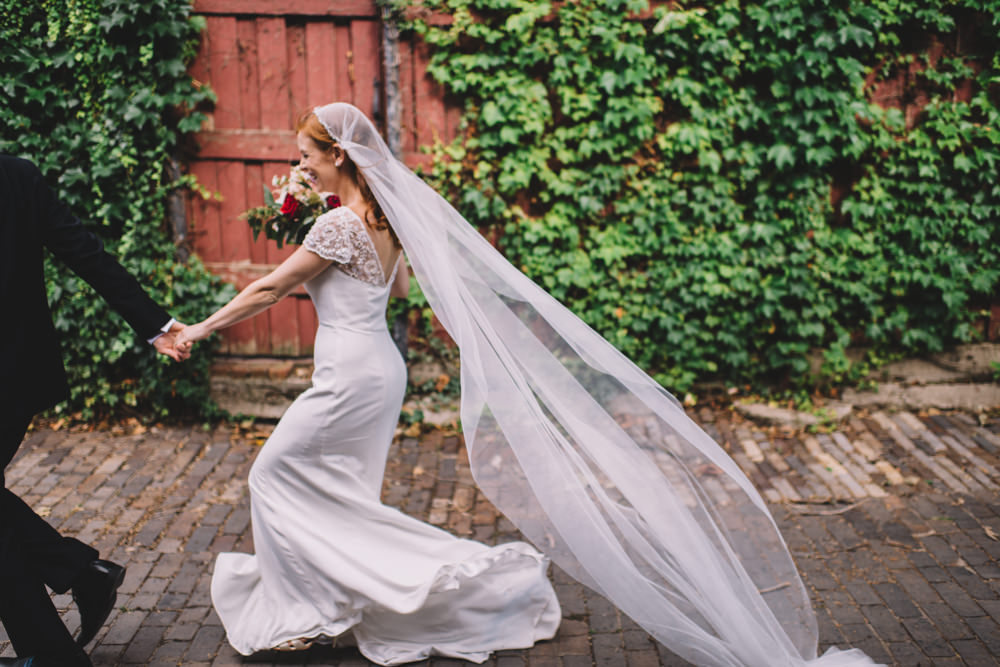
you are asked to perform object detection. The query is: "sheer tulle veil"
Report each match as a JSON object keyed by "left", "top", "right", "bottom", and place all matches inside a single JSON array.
[{"left": 312, "top": 103, "right": 880, "bottom": 667}]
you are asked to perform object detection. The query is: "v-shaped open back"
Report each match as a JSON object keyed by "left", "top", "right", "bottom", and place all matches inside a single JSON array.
[
  {"left": 303, "top": 206, "right": 399, "bottom": 288},
  {"left": 342, "top": 206, "right": 401, "bottom": 286}
]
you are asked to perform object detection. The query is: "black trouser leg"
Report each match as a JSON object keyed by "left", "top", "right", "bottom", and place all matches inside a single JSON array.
[
  {"left": 1, "top": 415, "right": 97, "bottom": 592},
  {"left": 0, "top": 413, "right": 29, "bottom": 472},
  {"left": 0, "top": 415, "right": 95, "bottom": 664},
  {"left": 0, "top": 529, "right": 86, "bottom": 661},
  {"left": 2, "top": 486, "right": 98, "bottom": 593}
]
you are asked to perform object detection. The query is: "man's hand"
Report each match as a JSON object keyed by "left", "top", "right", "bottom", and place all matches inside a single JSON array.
[{"left": 153, "top": 321, "right": 192, "bottom": 362}]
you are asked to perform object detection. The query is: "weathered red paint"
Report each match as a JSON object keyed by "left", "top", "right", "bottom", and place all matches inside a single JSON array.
[{"left": 187, "top": 4, "right": 461, "bottom": 356}]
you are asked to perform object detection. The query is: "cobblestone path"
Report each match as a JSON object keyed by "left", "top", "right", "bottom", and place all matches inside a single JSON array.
[{"left": 2, "top": 407, "right": 998, "bottom": 666}]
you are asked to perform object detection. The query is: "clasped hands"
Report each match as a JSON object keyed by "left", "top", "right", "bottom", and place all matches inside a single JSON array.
[{"left": 152, "top": 321, "right": 212, "bottom": 362}]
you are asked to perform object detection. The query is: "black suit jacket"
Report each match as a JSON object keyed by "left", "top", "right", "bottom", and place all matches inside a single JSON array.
[{"left": 0, "top": 155, "right": 171, "bottom": 418}]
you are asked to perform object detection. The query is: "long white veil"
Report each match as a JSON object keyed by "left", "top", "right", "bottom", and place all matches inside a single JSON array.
[{"left": 313, "top": 103, "right": 879, "bottom": 667}]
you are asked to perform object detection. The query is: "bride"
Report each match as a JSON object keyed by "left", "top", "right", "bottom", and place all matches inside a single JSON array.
[
  {"left": 178, "top": 103, "right": 880, "bottom": 667},
  {"left": 176, "top": 107, "right": 560, "bottom": 664}
]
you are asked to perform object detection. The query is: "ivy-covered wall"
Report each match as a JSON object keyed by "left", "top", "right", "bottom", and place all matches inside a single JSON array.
[
  {"left": 1, "top": 0, "right": 995, "bottom": 419},
  {"left": 407, "top": 0, "right": 1000, "bottom": 393},
  {"left": 0, "top": 0, "right": 234, "bottom": 419}
]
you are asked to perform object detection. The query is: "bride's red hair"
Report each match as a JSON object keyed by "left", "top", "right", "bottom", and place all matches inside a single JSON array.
[{"left": 296, "top": 109, "right": 399, "bottom": 247}]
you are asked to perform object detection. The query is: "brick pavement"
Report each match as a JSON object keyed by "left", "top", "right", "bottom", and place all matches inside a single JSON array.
[{"left": 2, "top": 407, "right": 999, "bottom": 666}]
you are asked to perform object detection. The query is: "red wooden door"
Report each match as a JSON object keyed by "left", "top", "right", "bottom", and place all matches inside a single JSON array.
[{"left": 186, "top": 0, "right": 460, "bottom": 356}]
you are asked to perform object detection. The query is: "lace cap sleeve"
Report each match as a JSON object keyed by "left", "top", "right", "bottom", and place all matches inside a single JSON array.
[{"left": 303, "top": 207, "right": 355, "bottom": 263}]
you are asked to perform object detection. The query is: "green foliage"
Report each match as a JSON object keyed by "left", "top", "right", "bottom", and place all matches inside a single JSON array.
[
  {"left": 0, "top": 0, "right": 233, "bottom": 420},
  {"left": 406, "top": 0, "right": 1000, "bottom": 392}
]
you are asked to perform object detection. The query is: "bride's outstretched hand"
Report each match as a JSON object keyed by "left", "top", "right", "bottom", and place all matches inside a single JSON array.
[{"left": 175, "top": 321, "right": 211, "bottom": 355}]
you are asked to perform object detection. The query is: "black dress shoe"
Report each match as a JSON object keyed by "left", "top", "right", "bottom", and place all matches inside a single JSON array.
[{"left": 72, "top": 559, "right": 126, "bottom": 647}]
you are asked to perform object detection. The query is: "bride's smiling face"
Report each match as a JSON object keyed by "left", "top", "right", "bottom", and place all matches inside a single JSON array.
[{"left": 296, "top": 132, "right": 340, "bottom": 193}]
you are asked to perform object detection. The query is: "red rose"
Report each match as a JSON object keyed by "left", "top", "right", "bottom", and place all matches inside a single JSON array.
[
  {"left": 326, "top": 194, "right": 341, "bottom": 209},
  {"left": 280, "top": 194, "right": 301, "bottom": 216}
]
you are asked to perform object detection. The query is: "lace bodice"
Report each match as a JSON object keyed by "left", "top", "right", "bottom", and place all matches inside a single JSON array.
[{"left": 303, "top": 206, "right": 391, "bottom": 287}]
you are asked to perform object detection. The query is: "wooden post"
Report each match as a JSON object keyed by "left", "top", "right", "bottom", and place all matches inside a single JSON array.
[
  {"left": 381, "top": 2, "right": 402, "bottom": 158},
  {"left": 166, "top": 159, "right": 189, "bottom": 263},
  {"left": 382, "top": 3, "right": 408, "bottom": 360}
]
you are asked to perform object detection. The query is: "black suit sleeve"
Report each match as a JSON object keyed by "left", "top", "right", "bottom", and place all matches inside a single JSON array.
[{"left": 32, "top": 164, "right": 172, "bottom": 341}]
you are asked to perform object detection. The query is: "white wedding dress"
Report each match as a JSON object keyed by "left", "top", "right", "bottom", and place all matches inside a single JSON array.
[{"left": 211, "top": 207, "right": 561, "bottom": 665}]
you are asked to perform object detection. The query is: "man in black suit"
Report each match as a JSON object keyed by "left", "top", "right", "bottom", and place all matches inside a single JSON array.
[{"left": 0, "top": 155, "right": 189, "bottom": 667}]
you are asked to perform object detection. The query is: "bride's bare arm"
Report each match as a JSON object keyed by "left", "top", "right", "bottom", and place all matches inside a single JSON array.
[{"left": 177, "top": 247, "right": 331, "bottom": 346}]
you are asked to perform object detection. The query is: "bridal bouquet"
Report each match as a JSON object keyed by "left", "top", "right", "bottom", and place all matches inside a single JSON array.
[{"left": 243, "top": 165, "right": 341, "bottom": 248}]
